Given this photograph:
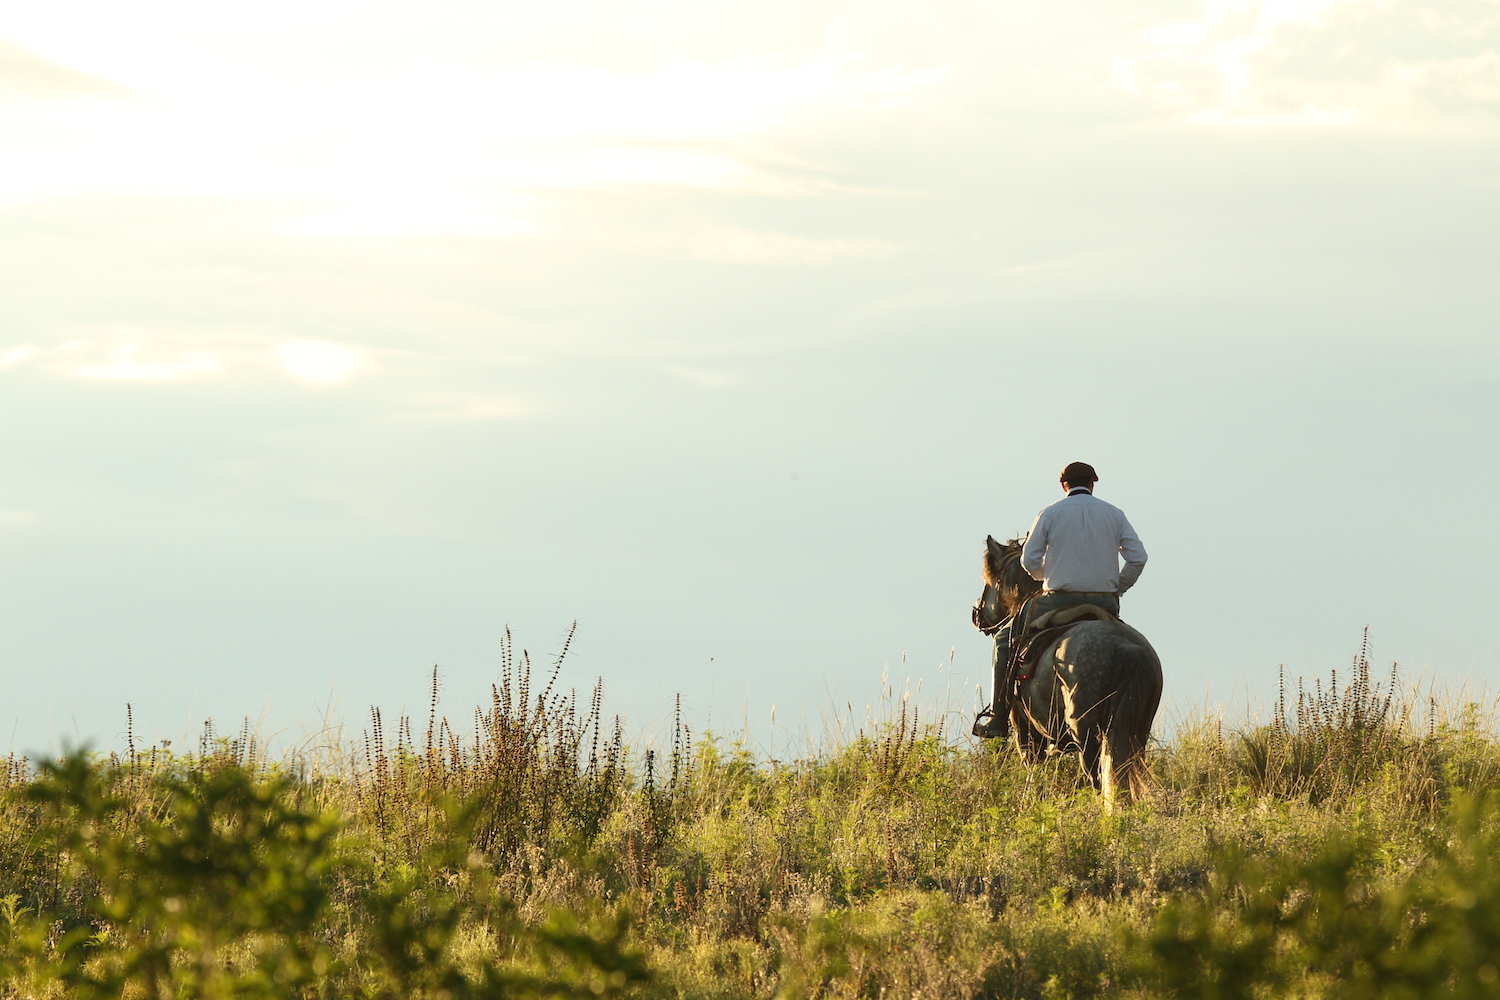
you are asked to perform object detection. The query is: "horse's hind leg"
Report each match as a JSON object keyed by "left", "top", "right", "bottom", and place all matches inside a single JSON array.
[
  {"left": 1102, "top": 717, "right": 1148, "bottom": 804},
  {"left": 1079, "top": 730, "right": 1106, "bottom": 795}
]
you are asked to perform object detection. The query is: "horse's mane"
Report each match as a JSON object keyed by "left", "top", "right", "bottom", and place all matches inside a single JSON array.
[
  {"left": 981, "top": 536, "right": 1018, "bottom": 588},
  {"left": 982, "top": 536, "right": 1041, "bottom": 616}
]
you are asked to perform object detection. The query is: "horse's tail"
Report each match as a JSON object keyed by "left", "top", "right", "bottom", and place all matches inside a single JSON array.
[{"left": 1099, "top": 642, "right": 1163, "bottom": 805}]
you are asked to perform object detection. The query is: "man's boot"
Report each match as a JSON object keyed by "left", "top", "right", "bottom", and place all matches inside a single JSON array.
[
  {"left": 972, "top": 630, "right": 1012, "bottom": 739},
  {"left": 972, "top": 705, "right": 1010, "bottom": 739}
]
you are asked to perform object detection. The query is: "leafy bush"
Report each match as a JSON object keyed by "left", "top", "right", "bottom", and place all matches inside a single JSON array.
[
  {"left": 1138, "top": 794, "right": 1500, "bottom": 999},
  {"left": 0, "top": 755, "right": 648, "bottom": 999}
]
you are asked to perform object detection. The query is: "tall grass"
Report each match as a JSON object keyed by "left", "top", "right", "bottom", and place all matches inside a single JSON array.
[{"left": 3, "top": 629, "right": 1500, "bottom": 998}]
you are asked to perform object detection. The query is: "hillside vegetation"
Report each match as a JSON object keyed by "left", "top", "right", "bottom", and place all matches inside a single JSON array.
[{"left": 3, "top": 632, "right": 1500, "bottom": 999}]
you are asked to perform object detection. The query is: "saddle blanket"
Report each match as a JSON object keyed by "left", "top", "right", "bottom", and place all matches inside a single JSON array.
[{"left": 1012, "top": 603, "right": 1119, "bottom": 682}]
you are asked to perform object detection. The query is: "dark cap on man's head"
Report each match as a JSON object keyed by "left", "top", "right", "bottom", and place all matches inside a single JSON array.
[{"left": 1060, "top": 461, "right": 1098, "bottom": 486}]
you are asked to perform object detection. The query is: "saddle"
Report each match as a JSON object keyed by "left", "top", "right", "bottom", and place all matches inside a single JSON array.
[{"left": 1007, "top": 602, "right": 1119, "bottom": 686}]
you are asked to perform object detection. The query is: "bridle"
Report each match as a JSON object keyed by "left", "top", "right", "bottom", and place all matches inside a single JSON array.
[{"left": 971, "top": 543, "right": 1025, "bottom": 635}]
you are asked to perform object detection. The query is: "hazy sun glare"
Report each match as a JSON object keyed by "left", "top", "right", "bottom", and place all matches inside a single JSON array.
[
  {"left": 4, "top": 0, "right": 1496, "bottom": 248},
  {"left": 274, "top": 341, "right": 367, "bottom": 385},
  {"left": 1, "top": 7, "right": 950, "bottom": 241}
]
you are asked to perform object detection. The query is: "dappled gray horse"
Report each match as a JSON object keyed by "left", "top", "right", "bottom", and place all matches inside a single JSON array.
[{"left": 973, "top": 535, "right": 1162, "bottom": 803}]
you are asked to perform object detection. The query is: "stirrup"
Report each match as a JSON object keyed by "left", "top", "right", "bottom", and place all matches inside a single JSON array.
[{"left": 972, "top": 706, "right": 1009, "bottom": 739}]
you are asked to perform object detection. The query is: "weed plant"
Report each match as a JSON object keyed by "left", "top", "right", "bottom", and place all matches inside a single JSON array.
[{"left": 3, "top": 629, "right": 1500, "bottom": 998}]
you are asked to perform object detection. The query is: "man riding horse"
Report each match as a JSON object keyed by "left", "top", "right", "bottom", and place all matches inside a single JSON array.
[{"left": 973, "top": 461, "right": 1148, "bottom": 740}]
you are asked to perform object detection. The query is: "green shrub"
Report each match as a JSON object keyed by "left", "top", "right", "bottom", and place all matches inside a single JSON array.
[
  {"left": 1137, "top": 794, "right": 1500, "bottom": 999},
  {"left": 0, "top": 755, "right": 649, "bottom": 999}
]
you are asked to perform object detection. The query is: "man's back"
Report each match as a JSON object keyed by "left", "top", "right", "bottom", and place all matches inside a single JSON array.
[{"left": 1021, "top": 491, "right": 1146, "bottom": 595}]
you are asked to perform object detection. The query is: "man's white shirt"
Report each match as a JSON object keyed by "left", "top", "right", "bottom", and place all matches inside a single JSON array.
[{"left": 1020, "top": 490, "right": 1147, "bottom": 594}]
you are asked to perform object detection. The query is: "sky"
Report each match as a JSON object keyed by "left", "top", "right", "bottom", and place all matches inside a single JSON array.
[{"left": 2, "top": 0, "right": 1499, "bottom": 756}]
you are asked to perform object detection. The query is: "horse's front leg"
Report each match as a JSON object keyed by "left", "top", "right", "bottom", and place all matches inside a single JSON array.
[
  {"left": 1010, "top": 704, "right": 1048, "bottom": 763},
  {"left": 1008, "top": 677, "right": 1056, "bottom": 761}
]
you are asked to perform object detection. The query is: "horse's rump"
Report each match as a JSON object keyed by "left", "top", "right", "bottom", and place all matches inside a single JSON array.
[{"left": 1016, "top": 620, "right": 1163, "bottom": 799}]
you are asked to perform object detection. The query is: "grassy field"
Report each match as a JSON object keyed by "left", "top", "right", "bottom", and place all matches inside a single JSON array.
[{"left": 4, "top": 632, "right": 1500, "bottom": 999}]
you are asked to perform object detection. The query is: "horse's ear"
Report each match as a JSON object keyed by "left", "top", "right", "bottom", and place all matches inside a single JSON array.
[{"left": 983, "top": 535, "right": 1006, "bottom": 587}]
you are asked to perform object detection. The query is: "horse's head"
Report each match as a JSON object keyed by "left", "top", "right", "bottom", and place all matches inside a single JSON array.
[{"left": 971, "top": 535, "right": 1040, "bottom": 633}]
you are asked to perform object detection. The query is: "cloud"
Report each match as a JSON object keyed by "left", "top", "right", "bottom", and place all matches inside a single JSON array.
[
  {"left": 256, "top": 56, "right": 945, "bottom": 231},
  {"left": 1113, "top": 0, "right": 1500, "bottom": 124},
  {"left": 399, "top": 394, "right": 533, "bottom": 421},
  {"left": 73, "top": 342, "right": 223, "bottom": 381},
  {"left": 0, "top": 39, "right": 129, "bottom": 99},
  {"left": 0, "top": 43, "right": 945, "bottom": 236},
  {"left": 1, "top": 345, "right": 41, "bottom": 368},
  {"left": 280, "top": 198, "right": 539, "bottom": 239},
  {"left": 665, "top": 366, "right": 736, "bottom": 389},
  {"left": 686, "top": 228, "right": 894, "bottom": 264},
  {"left": 372, "top": 56, "right": 947, "bottom": 147},
  {"left": 273, "top": 340, "right": 367, "bottom": 385},
  {"left": 3, "top": 333, "right": 384, "bottom": 388},
  {"left": 0, "top": 509, "right": 39, "bottom": 530}
]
